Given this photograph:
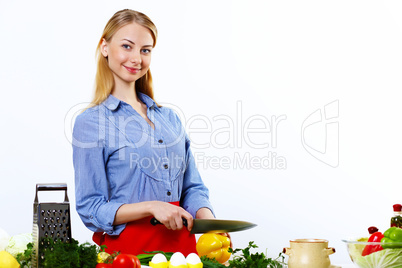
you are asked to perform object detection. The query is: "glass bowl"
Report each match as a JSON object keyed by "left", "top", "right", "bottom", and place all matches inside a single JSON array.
[{"left": 342, "top": 239, "right": 402, "bottom": 267}]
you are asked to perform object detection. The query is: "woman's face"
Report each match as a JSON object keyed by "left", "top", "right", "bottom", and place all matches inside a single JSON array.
[{"left": 101, "top": 22, "right": 154, "bottom": 89}]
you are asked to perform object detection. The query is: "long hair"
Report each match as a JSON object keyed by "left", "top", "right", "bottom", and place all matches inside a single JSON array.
[{"left": 91, "top": 9, "right": 158, "bottom": 107}]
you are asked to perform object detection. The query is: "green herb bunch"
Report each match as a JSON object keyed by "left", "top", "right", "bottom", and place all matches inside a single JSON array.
[
  {"left": 40, "top": 238, "right": 98, "bottom": 268},
  {"left": 16, "top": 237, "right": 98, "bottom": 268},
  {"left": 228, "top": 241, "right": 286, "bottom": 268},
  {"left": 16, "top": 242, "right": 34, "bottom": 268}
]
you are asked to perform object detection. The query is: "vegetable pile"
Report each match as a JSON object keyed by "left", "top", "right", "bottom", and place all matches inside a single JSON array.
[
  {"left": 348, "top": 226, "right": 402, "bottom": 268},
  {"left": 137, "top": 241, "right": 286, "bottom": 268},
  {"left": 0, "top": 231, "right": 34, "bottom": 268},
  {"left": 1, "top": 224, "right": 286, "bottom": 268}
]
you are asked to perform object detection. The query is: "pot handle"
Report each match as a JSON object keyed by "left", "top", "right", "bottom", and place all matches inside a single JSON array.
[
  {"left": 325, "top": 247, "right": 336, "bottom": 255},
  {"left": 283, "top": 247, "right": 292, "bottom": 256}
]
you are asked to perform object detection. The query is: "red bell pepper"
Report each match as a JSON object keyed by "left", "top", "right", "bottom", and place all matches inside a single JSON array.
[{"left": 362, "top": 226, "right": 384, "bottom": 256}]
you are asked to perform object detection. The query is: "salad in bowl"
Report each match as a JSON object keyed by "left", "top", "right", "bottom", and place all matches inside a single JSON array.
[{"left": 343, "top": 226, "right": 402, "bottom": 267}]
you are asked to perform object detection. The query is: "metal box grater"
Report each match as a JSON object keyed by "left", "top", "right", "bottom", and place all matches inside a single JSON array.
[{"left": 32, "top": 183, "right": 72, "bottom": 268}]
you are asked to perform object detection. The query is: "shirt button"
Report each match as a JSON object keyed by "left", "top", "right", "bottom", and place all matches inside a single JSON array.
[
  {"left": 158, "top": 139, "right": 163, "bottom": 144},
  {"left": 163, "top": 164, "right": 168, "bottom": 169},
  {"left": 167, "top": 191, "right": 171, "bottom": 196}
]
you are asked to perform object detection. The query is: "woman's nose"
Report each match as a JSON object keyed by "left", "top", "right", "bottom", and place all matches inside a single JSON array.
[{"left": 130, "top": 51, "right": 142, "bottom": 64}]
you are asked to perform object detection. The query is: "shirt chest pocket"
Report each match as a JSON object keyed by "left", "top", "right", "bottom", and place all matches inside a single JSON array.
[{"left": 128, "top": 139, "right": 187, "bottom": 182}]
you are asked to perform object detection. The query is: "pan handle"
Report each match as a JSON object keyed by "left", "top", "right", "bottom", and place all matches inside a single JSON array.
[
  {"left": 150, "top": 217, "right": 188, "bottom": 227},
  {"left": 34, "top": 183, "right": 69, "bottom": 203}
]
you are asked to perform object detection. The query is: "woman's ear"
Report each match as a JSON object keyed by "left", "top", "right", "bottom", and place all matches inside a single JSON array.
[{"left": 100, "top": 38, "right": 108, "bottom": 58}]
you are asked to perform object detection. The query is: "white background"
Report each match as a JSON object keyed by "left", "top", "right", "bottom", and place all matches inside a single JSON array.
[{"left": 1, "top": 0, "right": 402, "bottom": 265}]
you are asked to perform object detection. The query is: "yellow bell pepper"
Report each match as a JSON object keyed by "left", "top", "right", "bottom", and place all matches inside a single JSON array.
[{"left": 196, "top": 233, "right": 231, "bottom": 264}]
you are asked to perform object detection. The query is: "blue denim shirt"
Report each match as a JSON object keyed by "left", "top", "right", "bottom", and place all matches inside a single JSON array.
[{"left": 72, "top": 93, "right": 213, "bottom": 235}]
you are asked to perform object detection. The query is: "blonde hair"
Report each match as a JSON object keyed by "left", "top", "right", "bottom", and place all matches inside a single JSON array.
[{"left": 91, "top": 9, "right": 158, "bottom": 107}]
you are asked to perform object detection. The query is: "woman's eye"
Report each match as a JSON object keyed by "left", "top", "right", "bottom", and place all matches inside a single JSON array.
[
  {"left": 141, "top": 49, "right": 151, "bottom": 54},
  {"left": 122, "top": 44, "right": 131, "bottom": 49}
]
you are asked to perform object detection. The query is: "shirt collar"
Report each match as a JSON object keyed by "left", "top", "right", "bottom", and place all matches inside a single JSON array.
[
  {"left": 103, "top": 94, "right": 121, "bottom": 111},
  {"left": 103, "top": 92, "right": 157, "bottom": 111},
  {"left": 137, "top": 92, "right": 157, "bottom": 109}
]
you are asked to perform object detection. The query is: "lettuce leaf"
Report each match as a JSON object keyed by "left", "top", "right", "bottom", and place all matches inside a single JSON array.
[
  {"left": 347, "top": 238, "right": 368, "bottom": 261},
  {"left": 5, "top": 233, "right": 32, "bottom": 258},
  {"left": 354, "top": 249, "right": 402, "bottom": 268}
]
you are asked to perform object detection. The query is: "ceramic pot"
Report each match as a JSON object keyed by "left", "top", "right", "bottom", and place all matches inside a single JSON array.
[{"left": 283, "top": 239, "right": 335, "bottom": 268}]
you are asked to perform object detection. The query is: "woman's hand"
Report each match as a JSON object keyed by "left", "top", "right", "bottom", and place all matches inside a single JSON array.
[
  {"left": 196, "top": 208, "right": 233, "bottom": 248},
  {"left": 219, "top": 232, "right": 233, "bottom": 249},
  {"left": 150, "top": 201, "right": 194, "bottom": 231}
]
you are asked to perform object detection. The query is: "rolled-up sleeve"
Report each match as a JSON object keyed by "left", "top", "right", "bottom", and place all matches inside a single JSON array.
[{"left": 72, "top": 111, "right": 125, "bottom": 235}]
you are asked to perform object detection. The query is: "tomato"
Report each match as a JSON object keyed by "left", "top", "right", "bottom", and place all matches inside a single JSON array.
[
  {"left": 112, "top": 254, "right": 140, "bottom": 268},
  {"left": 96, "top": 264, "right": 112, "bottom": 268},
  {"left": 133, "top": 256, "right": 141, "bottom": 267}
]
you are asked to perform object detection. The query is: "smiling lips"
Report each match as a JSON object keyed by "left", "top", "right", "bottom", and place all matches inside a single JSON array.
[{"left": 124, "top": 65, "right": 141, "bottom": 74}]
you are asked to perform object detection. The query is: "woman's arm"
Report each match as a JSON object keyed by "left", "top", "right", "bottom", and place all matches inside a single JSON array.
[
  {"left": 113, "top": 202, "right": 153, "bottom": 224},
  {"left": 73, "top": 111, "right": 125, "bottom": 235},
  {"left": 114, "top": 201, "right": 195, "bottom": 231},
  {"left": 196, "top": 207, "right": 215, "bottom": 219}
]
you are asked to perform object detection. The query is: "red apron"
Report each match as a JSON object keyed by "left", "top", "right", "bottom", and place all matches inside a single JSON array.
[{"left": 92, "top": 201, "right": 197, "bottom": 255}]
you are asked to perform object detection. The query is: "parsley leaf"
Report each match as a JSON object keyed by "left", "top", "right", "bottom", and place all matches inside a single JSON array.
[{"left": 228, "top": 241, "right": 286, "bottom": 268}]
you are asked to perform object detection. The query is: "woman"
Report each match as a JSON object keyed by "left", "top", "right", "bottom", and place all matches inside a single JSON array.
[{"left": 72, "top": 9, "right": 216, "bottom": 255}]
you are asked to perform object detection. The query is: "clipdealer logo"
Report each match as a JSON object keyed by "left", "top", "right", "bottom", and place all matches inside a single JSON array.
[
  {"left": 301, "top": 100, "right": 339, "bottom": 168},
  {"left": 64, "top": 100, "right": 339, "bottom": 169},
  {"left": 64, "top": 100, "right": 288, "bottom": 170},
  {"left": 169, "top": 101, "right": 288, "bottom": 170},
  {"left": 194, "top": 151, "right": 286, "bottom": 170}
]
